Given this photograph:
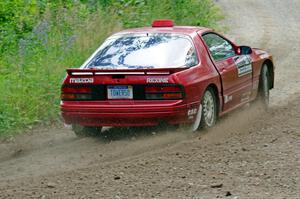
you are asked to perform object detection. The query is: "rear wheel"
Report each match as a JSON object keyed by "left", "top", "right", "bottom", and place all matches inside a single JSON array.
[
  {"left": 72, "top": 124, "right": 102, "bottom": 138},
  {"left": 258, "top": 64, "right": 270, "bottom": 108},
  {"left": 192, "top": 87, "right": 217, "bottom": 131}
]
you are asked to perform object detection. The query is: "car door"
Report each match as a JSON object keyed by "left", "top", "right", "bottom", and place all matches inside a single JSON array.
[{"left": 201, "top": 33, "right": 253, "bottom": 112}]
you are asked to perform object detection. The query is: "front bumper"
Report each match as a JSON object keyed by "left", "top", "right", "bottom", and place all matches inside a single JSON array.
[{"left": 61, "top": 100, "right": 193, "bottom": 127}]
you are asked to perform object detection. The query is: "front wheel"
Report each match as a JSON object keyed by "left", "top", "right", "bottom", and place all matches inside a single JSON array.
[
  {"left": 258, "top": 64, "right": 270, "bottom": 109},
  {"left": 192, "top": 88, "right": 217, "bottom": 131},
  {"left": 72, "top": 124, "right": 102, "bottom": 138}
]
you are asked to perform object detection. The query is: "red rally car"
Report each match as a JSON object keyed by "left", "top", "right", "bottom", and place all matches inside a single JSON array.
[{"left": 60, "top": 20, "right": 274, "bottom": 137}]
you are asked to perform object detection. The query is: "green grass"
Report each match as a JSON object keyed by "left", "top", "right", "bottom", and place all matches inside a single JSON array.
[{"left": 0, "top": 0, "right": 222, "bottom": 136}]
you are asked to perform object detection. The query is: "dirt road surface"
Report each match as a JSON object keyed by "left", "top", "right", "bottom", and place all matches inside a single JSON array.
[{"left": 0, "top": 0, "right": 299, "bottom": 198}]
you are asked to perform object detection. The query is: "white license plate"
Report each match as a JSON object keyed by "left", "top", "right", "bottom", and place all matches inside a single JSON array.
[{"left": 107, "top": 85, "right": 133, "bottom": 99}]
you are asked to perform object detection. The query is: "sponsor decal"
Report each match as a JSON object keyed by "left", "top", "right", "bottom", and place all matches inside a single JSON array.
[
  {"left": 188, "top": 108, "right": 198, "bottom": 116},
  {"left": 224, "top": 95, "right": 233, "bottom": 104},
  {"left": 70, "top": 78, "right": 94, "bottom": 84},
  {"left": 146, "top": 77, "right": 169, "bottom": 83},
  {"left": 234, "top": 55, "right": 253, "bottom": 77}
]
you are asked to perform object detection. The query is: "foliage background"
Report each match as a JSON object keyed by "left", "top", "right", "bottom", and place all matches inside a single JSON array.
[{"left": 0, "top": 0, "right": 222, "bottom": 135}]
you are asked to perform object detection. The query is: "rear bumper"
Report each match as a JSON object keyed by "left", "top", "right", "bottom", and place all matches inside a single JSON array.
[{"left": 61, "top": 100, "right": 194, "bottom": 127}]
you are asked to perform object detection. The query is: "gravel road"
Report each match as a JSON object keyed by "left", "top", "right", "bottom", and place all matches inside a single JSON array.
[{"left": 0, "top": 0, "right": 299, "bottom": 198}]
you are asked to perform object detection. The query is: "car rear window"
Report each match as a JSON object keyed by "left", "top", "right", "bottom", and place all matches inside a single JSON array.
[{"left": 84, "top": 33, "right": 198, "bottom": 69}]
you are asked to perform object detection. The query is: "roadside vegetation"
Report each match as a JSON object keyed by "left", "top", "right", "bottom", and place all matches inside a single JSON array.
[{"left": 0, "top": 0, "right": 222, "bottom": 136}]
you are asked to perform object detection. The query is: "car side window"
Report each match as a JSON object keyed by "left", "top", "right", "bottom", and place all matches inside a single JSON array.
[
  {"left": 185, "top": 46, "right": 198, "bottom": 67},
  {"left": 202, "top": 33, "right": 236, "bottom": 61}
]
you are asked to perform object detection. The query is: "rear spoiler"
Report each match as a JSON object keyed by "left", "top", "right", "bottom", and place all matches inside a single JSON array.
[{"left": 66, "top": 68, "right": 187, "bottom": 76}]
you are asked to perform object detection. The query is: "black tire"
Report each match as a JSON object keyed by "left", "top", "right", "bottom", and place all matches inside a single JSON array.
[
  {"left": 72, "top": 124, "right": 102, "bottom": 138},
  {"left": 258, "top": 64, "right": 270, "bottom": 109},
  {"left": 199, "top": 88, "right": 218, "bottom": 129}
]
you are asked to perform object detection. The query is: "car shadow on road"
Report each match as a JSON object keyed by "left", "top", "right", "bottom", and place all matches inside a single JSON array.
[{"left": 95, "top": 125, "right": 179, "bottom": 142}]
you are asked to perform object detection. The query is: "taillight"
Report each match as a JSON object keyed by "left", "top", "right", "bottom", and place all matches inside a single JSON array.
[
  {"left": 61, "top": 86, "right": 93, "bottom": 101},
  {"left": 145, "top": 85, "right": 184, "bottom": 100}
]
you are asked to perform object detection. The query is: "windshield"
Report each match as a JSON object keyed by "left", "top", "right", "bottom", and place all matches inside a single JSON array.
[{"left": 84, "top": 33, "right": 198, "bottom": 69}]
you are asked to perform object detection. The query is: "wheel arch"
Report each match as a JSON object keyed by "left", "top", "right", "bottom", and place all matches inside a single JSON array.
[{"left": 206, "top": 83, "right": 220, "bottom": 116}]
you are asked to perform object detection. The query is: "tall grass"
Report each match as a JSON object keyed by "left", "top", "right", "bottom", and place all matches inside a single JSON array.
[
  {"left": 0, "top": 5, "right": 120, "bottom": 134},
  {"left": 0, "top": 0, "right": 222, "bottom": 136}
]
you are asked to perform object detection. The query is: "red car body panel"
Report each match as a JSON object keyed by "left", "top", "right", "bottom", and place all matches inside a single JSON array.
[{"left": 60, "top": 24, "right": 274, "bottom": 127}]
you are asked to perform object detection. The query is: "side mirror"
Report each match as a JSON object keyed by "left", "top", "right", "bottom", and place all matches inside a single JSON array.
[{"left": 238, "top": 46, "right": 252, "bottom": 55}]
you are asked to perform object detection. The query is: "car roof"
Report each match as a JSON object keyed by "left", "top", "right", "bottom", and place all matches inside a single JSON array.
[{"left": 115, "top": 26, "right": 213, "bottom": 37}]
